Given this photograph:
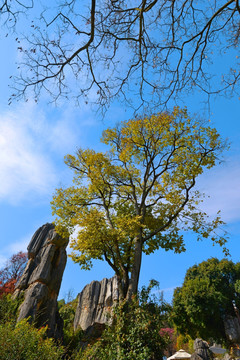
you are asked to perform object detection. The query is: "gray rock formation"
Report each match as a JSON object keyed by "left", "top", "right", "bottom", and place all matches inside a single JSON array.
[
  {"left": 223, "top": 354, "right": 232, "bottom": 360},
  {"left": 13, "top": 223, "right": 68, "bottom": 339},
  {"left": 191, "top": 339, "right": 212, "bottom": 360},
  {"left": 224, "top": 315, "right": 240, "bottom": 344},
  {"left": 74, "top": 276, "right": 119, "bottom": 331}
]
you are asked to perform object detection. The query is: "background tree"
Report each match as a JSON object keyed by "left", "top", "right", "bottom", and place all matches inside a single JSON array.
[
  {"left": 7, "top": 0, "right": 240, "bottom": 113},
  {"left": 171, "top": 258, "right": 240, "bottom": 345},
  {"left": 0, "top": 251, "right": 27, "bottom": 296},
  {"left": 52, "top": 107, "right": 227, "bottom": 300}
]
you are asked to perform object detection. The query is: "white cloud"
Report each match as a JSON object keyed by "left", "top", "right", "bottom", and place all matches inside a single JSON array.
[
  {"left": 197, "top": 158, "right": 240, "bottom": 223},
  {"left": 0, "top": 103, "right": 56, "bottom": 203},
  {"left": 0, "top": 234, "right": 30, "bottom": 269},
  {"left": 0, "top": 101, "right": 87, "bottom": 204},
  {"left": 8, "top": 237, "right": 29, "bottom": 254},
  {"left": 0, "top": 100, "right": 110, "bottom": 205}
]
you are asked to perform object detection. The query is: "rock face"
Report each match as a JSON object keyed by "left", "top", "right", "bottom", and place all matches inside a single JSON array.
[
  {"left": 74, "top": 276, "right": 119, "bottom": 331},
  {"left": 191, "top": 339, "right": 211, "bottom": 360},
  {"left": 13, "top": 223, "right": 68, "bottom": 339},
  {"left": 224, "top": 315, "right": 240, "bottom": 344}
]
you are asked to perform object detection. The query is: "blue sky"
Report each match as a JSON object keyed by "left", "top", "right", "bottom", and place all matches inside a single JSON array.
[{"left": 0, "top": 10, "right": 240, "bottom": 303}]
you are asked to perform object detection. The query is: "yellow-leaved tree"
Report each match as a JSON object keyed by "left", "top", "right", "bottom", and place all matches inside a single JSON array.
[{"left": 51, "top": 107, "right": 228, "bottom": 300}]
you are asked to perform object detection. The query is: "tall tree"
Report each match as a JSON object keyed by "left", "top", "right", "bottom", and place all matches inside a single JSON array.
[
  {"left": 171, "top": 258, "right": 240, "bottom": 345},
  {"left": 7, "top": 0, "right": 240, "bottom": 113},
  {"left": 52, "top": 107, "right": 228, "bottom": 300}
]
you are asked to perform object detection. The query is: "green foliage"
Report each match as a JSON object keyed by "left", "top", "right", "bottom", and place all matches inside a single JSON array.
[
  {"left": 58, "top": 297, "right": 77, "bottom": 331},
  {"left": 58, "top": 297, "right": 84, "bottom": 354},
  {"left": 81, "top": 281, "right": 171, "bottom": 360},
  {"left": 171, "top": 258, "right": 240, "bottom": 344},
  {"left": 0, "top": 319, "right": 65, "bottom": 360},
  {"left": 176, "top": 334, "right": 194, "bottom": 354},
  {"left": 52, "top": 107, "right": 228, "bottom": 298},
  {"left": 0, "top": 294, "right": 22, "bottom": 325}
]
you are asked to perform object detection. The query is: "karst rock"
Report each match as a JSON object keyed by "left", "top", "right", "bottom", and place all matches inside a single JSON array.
[
  {"left": 191, "top": 339, "right": 211, "bottom": 360},
  {"left": 74, "top": 276, "right": 119, "bottom": 331},
  {"left": 13, "top": 223, "right": 68, "bottom": 339},
  {"left": 224, "top": 315, "right": 240, "bottom": 344}
]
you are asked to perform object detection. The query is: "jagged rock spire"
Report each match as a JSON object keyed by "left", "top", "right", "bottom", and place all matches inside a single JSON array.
[{"left": 13, "top": 223, "right": 68, "bottom": 339}]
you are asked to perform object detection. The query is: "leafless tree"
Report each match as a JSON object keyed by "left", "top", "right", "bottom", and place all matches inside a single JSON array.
[
  {"left": 0, "top": 1, "right": 33, "bottom": 28},
  {"left": 7, "top": 0, "right": 240, "bottom": 113}
]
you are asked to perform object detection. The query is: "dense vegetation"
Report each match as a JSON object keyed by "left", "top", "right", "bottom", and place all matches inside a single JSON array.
[
  {"left": 172, "top": 258, "right": 240, "bottom": 345},
  {"left": 1, "top": 251, "right": 240, "bottom": 359},
  {"left": 0, "top": 278, "right": 173, "bottom": 360},
  {"left": 81, "top": 280, "right": 171, "bottom": 360},
  {"left": 0, "top": 319, "right": 65, "bottom": 360}
]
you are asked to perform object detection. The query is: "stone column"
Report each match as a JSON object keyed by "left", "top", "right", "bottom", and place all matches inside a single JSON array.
[{"left": 13, "top": 223, "right": 69, "bottom": 339}]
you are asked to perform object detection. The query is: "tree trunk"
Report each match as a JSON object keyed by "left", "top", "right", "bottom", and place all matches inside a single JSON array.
[
  {"left": 117, "top": 271, "right": 129, "bottom": 301},
  {"left": 126, "top": 237, "right": 142, "bottom": 300}
]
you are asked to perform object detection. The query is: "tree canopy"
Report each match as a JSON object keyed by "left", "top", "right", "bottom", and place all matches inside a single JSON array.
[
  {"left": 2, "top": 0, "right": 239, "bottom": 113},
  {"left": 52, "top": 107, "right": 227, "bottom": 300},
  {"left": 171, "top": 258, "right": 240, "bottom": 345}
]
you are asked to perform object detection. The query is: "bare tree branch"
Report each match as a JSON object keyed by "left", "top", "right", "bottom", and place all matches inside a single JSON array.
[
  {"left": 0, "top": 0, "right": 33, "bottom": 28},
  {"left": 5, "top": 0, "right": 240, "bottom": 113}
]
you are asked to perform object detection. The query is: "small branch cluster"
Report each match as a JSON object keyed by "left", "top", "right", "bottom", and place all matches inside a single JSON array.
[{"left": 0, "top": 0, "right": 33, "bottom": 28}]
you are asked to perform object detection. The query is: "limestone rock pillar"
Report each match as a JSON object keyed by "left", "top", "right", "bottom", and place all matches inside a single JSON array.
[
  {"left": 74, "top": 276, "right": 119, "bottom": 331},
  {"left": 13, "top": 223, "right": 68, "bottom": 339}
]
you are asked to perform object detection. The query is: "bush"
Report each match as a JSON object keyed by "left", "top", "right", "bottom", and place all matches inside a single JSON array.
[
  {"left": 0, "top": 294, "right": 22, "bottom": 325},
  {"left": 81, "top": 280, "right": 171, "bottom": 360},
  {"left": 0, "top": 319, "right": 65, "bottom": 360},
  {"left": 58, "top": 296, "right": 84, "bottom": 356},
  {"left": 176, "top": 334, "right": 194, "bottom": 353}
]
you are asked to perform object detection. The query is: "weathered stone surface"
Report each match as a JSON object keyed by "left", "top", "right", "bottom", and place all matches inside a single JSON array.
[
  {"left": 191, "top": 339, "right": 211, "bottom": 360},
  {"left": 223, "top": 353, "right": 234, "bottom": 360},
  {"left": 191, "top": 354, "right": 204, "bottom": 360},
  {"left": 74, "top": 276, "right": 119, "bottom": 331},
  {"left": 224, "top": 315, "right": 240, "bottom": 344},
  {"left": 13, "top": 223, "right": 68, "bottom": 339}
]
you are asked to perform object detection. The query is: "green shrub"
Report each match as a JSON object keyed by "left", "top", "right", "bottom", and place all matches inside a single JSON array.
[
  {"left": 58, "top": 297, "right": 84, "bottom": 355},
  {"left": 0, "top": 319, "right": 65, "bottom": 360},
  {"left": 81, "top": 280, "right": 170, "bottom": 360},
  {"left": 0, "top": 294, "right": 22, "bottom": 325}
]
